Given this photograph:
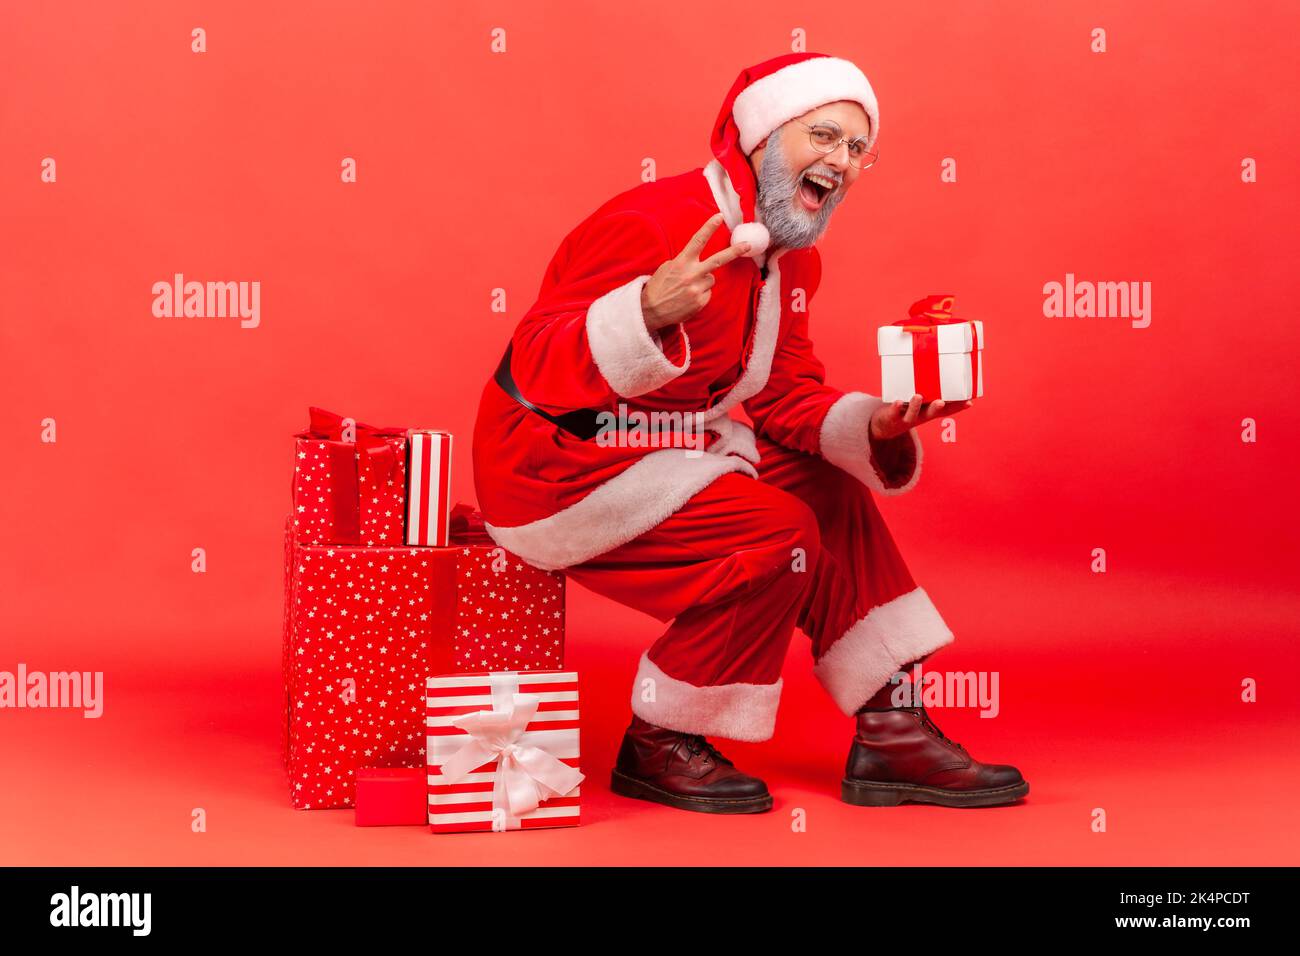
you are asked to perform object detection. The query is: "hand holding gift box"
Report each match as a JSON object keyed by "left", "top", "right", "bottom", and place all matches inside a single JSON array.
[
  {"left": 427, "top": 671, "right": 582, "bottom": 832},
  {"left": 877, "top": 294, "right": 984, "bottom": 403}
]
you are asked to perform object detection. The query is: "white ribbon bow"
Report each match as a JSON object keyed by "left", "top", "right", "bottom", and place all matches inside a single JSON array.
[{"left": 439, "top": 693, "right": 584, "bottom": 829}]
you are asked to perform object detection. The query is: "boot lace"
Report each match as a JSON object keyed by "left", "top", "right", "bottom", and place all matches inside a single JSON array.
[
  {"left": 682, "top": 733, "right": 730, "bottom": 764},
  {"left": 913, "top": 699, "right": 966, "bottom": 753}
]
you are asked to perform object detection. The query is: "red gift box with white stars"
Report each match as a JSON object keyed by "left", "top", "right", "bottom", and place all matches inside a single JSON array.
[
  {"left": 284, "top": 542, "right": 457, "bottom": 810},
  {"left": 283, "top": 495, "right": 568, "bottom": 809},
  {"left": 451, "top": 545, "right": 566, "bottom": 672},
  {"left": 281, "top": 516, "right": 295, "bottom": 771},
  {"left": 292, "top": 435, "right": 408, "bottom": 547}
]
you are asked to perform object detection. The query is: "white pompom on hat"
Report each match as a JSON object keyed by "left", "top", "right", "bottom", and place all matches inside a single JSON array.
[{"left": 710, "top": 52, "right": 879, "bottom": 259}]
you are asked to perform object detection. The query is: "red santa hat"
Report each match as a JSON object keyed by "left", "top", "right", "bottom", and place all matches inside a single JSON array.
[{"left": 710, "top": 52, "right": 880, "bottom": 258}]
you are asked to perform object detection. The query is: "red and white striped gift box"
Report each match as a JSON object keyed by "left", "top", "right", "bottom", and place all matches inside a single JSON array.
[
  {"left": 426, "top": 671, "right": 581, "bottom": 833},
  {"left": 406, "top": 430, "right": 452, "bottom": 547}
]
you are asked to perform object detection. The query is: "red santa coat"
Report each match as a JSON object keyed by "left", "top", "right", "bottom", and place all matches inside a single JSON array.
[{"left": 472, "top": 158, "right": 922, "bottom": 572}]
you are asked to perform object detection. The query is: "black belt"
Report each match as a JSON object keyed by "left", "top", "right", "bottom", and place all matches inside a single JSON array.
[{"left": 494, "top": 342, "right": 605, "bottom": 441}]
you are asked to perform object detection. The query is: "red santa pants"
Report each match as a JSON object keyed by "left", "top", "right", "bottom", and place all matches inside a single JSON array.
[{"left": 562, "top": 436, "right": 956, "bottom": 741}]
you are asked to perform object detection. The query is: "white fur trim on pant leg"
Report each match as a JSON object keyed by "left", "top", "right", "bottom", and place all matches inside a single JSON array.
[
  {"left": 630, "top": 652, "right": 782, "bottom": 743},
  {"left": 818, "top": 391, "right": 922, "bottom": 496},
  {"left": 812, "top": 586, "right": 955, "bottom": 716},
  {"left": 585, "top": 274, "right": 690, "bottom": 398},
  {"left": 483, "top": 447, "right": 758, "bottom": 572}
]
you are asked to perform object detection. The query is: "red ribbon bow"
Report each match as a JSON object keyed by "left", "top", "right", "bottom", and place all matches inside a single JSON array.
[
  {"left": 448, "top": 501, "right": 494, "bottom": 546},
  {"left": 298, "top": 407, "right": 407, "bottom": 544},
  {"left": 890, "top": 295, "right": 980, "bottom": 401}
]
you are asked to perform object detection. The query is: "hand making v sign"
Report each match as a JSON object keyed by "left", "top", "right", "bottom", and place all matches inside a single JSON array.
[{"left": 640, "top": 212, "right": 753, "bottom": 334}]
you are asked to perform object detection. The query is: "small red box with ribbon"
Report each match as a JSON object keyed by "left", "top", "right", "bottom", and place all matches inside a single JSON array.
[
  {"left": 877, "top": 294, "right": 984, "bottom": 403},
  {"left": 426, "top": 671, "right": 583, "bottom": 833},
  {"left": 292, "top": 406, "right": 408, "bottom": 546}
]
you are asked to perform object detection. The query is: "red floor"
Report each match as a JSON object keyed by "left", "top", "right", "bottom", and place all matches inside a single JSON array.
[{"left": 3, "top": 553, "right": 1296, "bottom": 867}]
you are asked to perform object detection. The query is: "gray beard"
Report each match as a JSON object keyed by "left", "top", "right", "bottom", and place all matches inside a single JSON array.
[{"left": 753, "top": 138, "right": 846, "bottom": 250}]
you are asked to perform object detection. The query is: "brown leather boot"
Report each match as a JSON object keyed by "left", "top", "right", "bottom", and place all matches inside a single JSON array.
[
  {"left": 841, "top": 681, "right": 1029, "bottom": 808},
  {"left": 610, "top": 715, "right": 773, "bottom": 814}
]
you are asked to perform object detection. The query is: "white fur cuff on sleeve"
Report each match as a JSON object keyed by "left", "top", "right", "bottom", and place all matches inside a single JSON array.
[
  {"left": 586, "top": 275, "right": 691, "bottom": 398},
  {"left": 819, "top": 391, "right": 922, "bottom": 496}
]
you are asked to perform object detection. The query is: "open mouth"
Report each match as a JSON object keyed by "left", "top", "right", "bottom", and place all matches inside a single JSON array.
[{"left": 797, "top": 171, "right": 837, "bottom": 211}]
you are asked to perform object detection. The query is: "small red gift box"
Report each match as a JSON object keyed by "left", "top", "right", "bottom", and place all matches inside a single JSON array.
[
  {"left": 292, "top": 406, "right": 407, "bottom": 546},
  {"left": 426, "top": 671, "right": 582, "bottom": 833},
  {"left": 355, "top": 768, "right": 429, "bottom": 826}
]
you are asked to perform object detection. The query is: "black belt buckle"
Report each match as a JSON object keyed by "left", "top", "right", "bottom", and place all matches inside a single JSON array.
[{"left": 494, "top": 343, "right": 605, "bottom": 441}]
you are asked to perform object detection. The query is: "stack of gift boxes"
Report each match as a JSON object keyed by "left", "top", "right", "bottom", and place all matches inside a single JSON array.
[{"left": 282, "top": 407, "right": 582, "bottom": 832}]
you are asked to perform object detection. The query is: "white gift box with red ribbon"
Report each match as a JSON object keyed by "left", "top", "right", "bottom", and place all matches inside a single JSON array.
[
  {"left": 877, "top": 295, "right": 985, "bottom": 403},
  {"left": 406, "top": 430, "right": 452, "bottom": 547},
  {"left": 878, "top": 320, "right": 984, "bottom": 402},
  {"left": 426, "top": 671, "right": 582, "bottom": 833}
]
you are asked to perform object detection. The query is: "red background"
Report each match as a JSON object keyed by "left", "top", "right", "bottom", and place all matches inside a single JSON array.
[{"left": 2, "top": 1, "right": 1297, "bottom": 864}]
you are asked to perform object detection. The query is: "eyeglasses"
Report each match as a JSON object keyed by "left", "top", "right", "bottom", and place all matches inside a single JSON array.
[{"left": 796, "top": 121, "right": 878, "bottom": 169}]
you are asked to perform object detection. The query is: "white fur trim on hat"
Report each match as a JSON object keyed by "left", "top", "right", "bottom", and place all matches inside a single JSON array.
[
  {"left": 819, "top": 391, "right": 922, "bottom": 495},
  {"left": 812, "top": 586, "right": 955, "bottom": 716},
  {"left": 631, "top": 651, "right": 782, "bottom": 742},
  {"left": 586, "top": 274, "right": 692, "bottom": 398},
  {"left": 733, "top": 56, "right": 879, "bottom": 155}
]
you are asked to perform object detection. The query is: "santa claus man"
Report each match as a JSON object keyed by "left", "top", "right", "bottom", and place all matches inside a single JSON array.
[{"left": 472, "top": 51, "right": 1027, "bottom": 812}]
